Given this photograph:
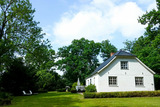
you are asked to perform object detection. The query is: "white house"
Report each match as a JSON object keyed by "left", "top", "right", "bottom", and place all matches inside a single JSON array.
[{"left": 86, "top": 50, "right": 155, "bottom": 92}]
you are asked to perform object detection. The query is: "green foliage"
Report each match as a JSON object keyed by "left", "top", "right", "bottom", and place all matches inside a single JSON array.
[
  {"left": 72, "top": 82, "right": 77, "bottom": 89},
  {"left": 154, "top": 74, "right": 160, "bottom": 90},
  {"left": 36, "top": 70, "right": 65, "bottom": 91},
  {"left": 0, "top": 92, "right": 12, "bottom": 100},
  {"left": 25, "top": 46, "right": 55, "bottom": 71},
  {"left": 123, "top": 40, "right": 135, "bottom": 52},
  {"left": 56, "top": 88, "right": 66, "bottom": 92},
  {"left": 0, "top": 92, "right": 13, "bottom": 105},
  {"left": 0, "top": 58, "right": 38, "bottom": 95},
  {"left": 85, "top": 84, "right": 96, "bottom": 92},
  {"left": 57, "top": 38, "right": 101, "bottom": 85},
  {"left": 84, "top": 91, "right": 160, "bottom": 98},
  {"left": 0, "top": 0, "right": 51, "bottom": 72},
  {"left": 100, "top": 40, "right": 117, "bottom": 61},
  {"left": 36, "top": 70, "right": 54, "bottom": 90},
  {"left": 71, "top": 88, "right": 77, "bottom": 93}
]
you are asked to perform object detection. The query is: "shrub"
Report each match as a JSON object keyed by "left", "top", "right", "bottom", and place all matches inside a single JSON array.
[
  {"left": 85, "top": 85, "right": 96, "bottom": 92},
  {"left": 84, "top": 92, "right": 96, "bottom": 98},
  {"left": 0, "top": 92, "right": 13, "bottom": 105},
  {"left": 37, "top": 89, "right": 48, "bottom": 93},
  {"left": 84, "top": 91, "right": 160, "bottom": 98},
  {"left": 56, "top": 88, "right": 66, "bottom": 92},
  {"left": 72, "top": 82, "right": 77, "bottom": 89},
  {"left": 71, "top": 88, "right": 77, "bottom": 93}
]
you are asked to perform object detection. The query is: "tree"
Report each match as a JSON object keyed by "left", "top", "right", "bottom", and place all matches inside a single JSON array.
[
  {"left": 25, "top": 44, "right": 55, "bottom": 71},
  {"left": 0, "top": 0, "right": 58, "bottom": 93},
  {"left": 100, "top": 40, "right": 117, "bottom": 61},
  {"left": 123, "top": 40, "right": 135, "bottom": 52},
  {"left": 1, "top": 58, "right": 38, "bottom": 95},
  {"left": 0, "top": 0, "right": 47, "bottom": 72},
  {"left": 123, "top": 0, "right": 160, "bottom": 74},
  {"left": 57, "top": 38, "right": 101, "bottom": 85}
]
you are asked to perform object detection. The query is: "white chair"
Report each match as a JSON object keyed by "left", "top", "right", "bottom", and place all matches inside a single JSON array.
[
  {"left": 29, "top": 90, "right": 38, "bottom": 95},
  {"left": 22, "top": 91, "right": 31, "bottom": 96}
]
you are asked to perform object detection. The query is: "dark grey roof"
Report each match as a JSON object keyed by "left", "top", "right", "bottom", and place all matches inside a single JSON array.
[{"left": 86, "top": 50, "right": 136, "bottom": 79}]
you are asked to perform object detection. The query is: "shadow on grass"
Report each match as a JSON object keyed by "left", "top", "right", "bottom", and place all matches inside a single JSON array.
[{"left": 9, "top": 92, "right": 83, "bottom": 107}]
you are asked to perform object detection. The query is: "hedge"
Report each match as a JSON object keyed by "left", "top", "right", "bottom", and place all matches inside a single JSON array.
[{"left": 84, "top": 91, "right": 160, "bottom": 98}]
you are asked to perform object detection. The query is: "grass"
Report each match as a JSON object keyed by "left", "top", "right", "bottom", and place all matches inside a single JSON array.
[{"left": 1, "top": 91, "right": 160, "bottom": 107}]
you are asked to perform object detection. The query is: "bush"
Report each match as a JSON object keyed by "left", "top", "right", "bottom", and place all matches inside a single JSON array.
[
  {"left": 84, "top": 91, "right": 160, "bottom": 98},
  {"left": 85, "top": 85, "right": 96, "bottom": 92},
  {"left": 0, "top": 92, "right": 13, "bottom": 105},
  {"left": 56, "top": 88, "right": 66, "bottom": 92},
  {"left": 71, "top": 88, "right": 77, "bottom": 93},
  {"left": 72, "top": 82, "right": 77, "bottom": 89},
  {"left": 37, "top": 89, "right": 48, "bottom": 93}
]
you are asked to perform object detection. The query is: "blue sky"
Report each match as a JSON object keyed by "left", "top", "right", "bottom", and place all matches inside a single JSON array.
[{"left": 30, "top": 0, "right": 156, "bottom": 51}]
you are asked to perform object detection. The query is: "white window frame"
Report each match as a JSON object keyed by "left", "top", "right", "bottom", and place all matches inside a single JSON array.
[
  {"left": 121, "top": 61, "right": 128, "bottom": 70},
  {"left": 135, "top": 77, "right": 144, "bottom": 86},
  {"left": 109, "top": 76, "right": 117, "bottom": 86}
]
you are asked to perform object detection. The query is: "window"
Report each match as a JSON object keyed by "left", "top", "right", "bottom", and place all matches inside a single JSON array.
[
  {"left": 121, "top": 61, "right": 128, "bottom": 69},
  {"left": 135, "top": 77, "right": 143, "bottom": 86},
  {"left": 109, "top": 76, "right": 117, "bottom": 86},
  {"left": 90, "top": 79, "right": 92, "bottom": 85},
  {"left": 88, "top": 80, "right": 89, "bottom": 85}
]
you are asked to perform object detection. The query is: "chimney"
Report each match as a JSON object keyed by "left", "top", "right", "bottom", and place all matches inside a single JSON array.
[{"left": 110, "top": 52, "right": 114, "bottom": 57}]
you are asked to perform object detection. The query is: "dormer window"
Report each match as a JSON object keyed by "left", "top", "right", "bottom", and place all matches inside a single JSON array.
[{"left": 121, "top": 61, "right": 128, "bottom": 70}]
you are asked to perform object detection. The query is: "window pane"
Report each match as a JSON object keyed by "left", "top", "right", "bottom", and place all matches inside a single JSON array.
[
  {"left": 135, "top": 77, "right": 143, "bottom": 86},
  {"left": 109, "top": 76, "right": 117, "bottom": 85},
  {"left": 121, "top": 61, "right": 128, "bottom": 69}
]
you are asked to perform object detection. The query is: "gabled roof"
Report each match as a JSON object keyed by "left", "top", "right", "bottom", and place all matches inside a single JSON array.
[{"left": 86, "top": 50, "right": 136, "bottom": 79}]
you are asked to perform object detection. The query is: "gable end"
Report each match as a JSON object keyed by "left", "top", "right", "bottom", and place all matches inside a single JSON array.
[{"left": 135, "top": 57, "right": 155, "bottom": 74}]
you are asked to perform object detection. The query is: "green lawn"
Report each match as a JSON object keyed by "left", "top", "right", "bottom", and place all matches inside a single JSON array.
[{"left": 2, "top": 91, "right": 160, "bottom": 107}]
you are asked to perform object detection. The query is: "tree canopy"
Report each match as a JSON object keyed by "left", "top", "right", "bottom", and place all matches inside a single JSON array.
[
  {"left": 0, "top": 0, "right": 49, "bottom": 72},
  {"left": 57, "top": 38, "right": 101, "bottom": 85},
  {"left": 100, "top": 40, "right": 117, "bottom": 61}
]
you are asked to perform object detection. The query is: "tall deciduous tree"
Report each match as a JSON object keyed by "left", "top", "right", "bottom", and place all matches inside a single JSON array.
[
  {"left": 57, "top": 38, "right": 101, "bottom": 85},
  {"left": 0, "top": 0, "right": 58, "bottom": 93},
  {"left": 0, "top": 0, "right": 48, "bottom": 72},
  {"left": 100, "top": 40, "right": 117, "bottom": 61}
]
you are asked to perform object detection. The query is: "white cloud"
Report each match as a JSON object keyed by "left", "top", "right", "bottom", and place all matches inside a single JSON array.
[
  {"left": 147, "top": 1, "right": 157, "bottom": 11},
  {"left": 110, "top": 2, "right": 145, "bottom": 38},
  {"left": 51, "top": 0, "right": 151, "bottom": 47}
]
